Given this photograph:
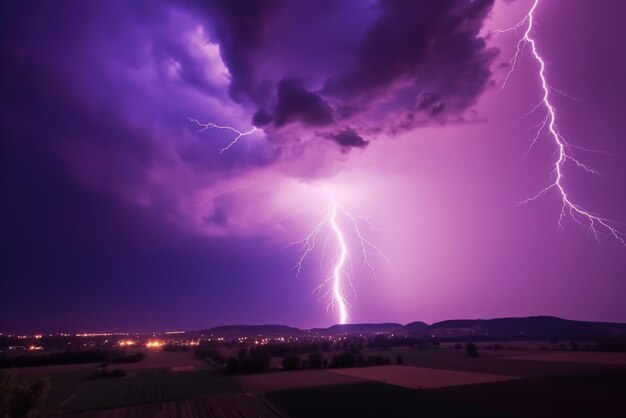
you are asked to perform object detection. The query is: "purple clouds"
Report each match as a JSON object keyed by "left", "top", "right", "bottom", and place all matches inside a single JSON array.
[
  {"left": 201, "top": 0, "right": 498, "bottom": 151},
  {"left": 0, "top": 0, "right": 502, "bottom": 236},
  {"left": 3, "top": 0, "right": 624, "bottom": 332}
]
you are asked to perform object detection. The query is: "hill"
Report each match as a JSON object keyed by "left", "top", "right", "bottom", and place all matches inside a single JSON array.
[
  {"left": 193, "top": 316, "right": 626, "bottom": 341},
  {"left": 424, "top": 316, "right": 626, "bottom": 341},
  {"left": 206, "top": 325, "right": 304, "bottom": 338},
  {"left": 309, "top": 323, "right": 403, "bottom": 336}
]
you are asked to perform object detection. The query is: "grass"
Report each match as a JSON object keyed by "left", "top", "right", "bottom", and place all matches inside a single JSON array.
[
  {"left": 266, "top": 370, "right": 626, "bottom": 418},
  {"left": 44, "top": 370, "right": 94, "bottom": 408},
  {"left": 327, "top": 365, "right": 516, "bottom": 389},
  {"left": 365, "top": 348, "right": 624, "bottom": 378},
  {"left": 64, "top": 369, "right": 240, "bottom": 412},
  {"left": 266, "top": 381, "right": 502, "bottom": 418},
  {"left": 66, "top": 393, "right": 281, "bottom": 418},
  {"left": 236, "top": 369, "right": 364, "bottom": 393}
]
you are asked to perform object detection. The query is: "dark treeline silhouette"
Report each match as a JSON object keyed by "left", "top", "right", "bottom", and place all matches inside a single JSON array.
[
  {"left": 225, "top": 347, "right": 271, "bottom": 374},
  {"left": 330, "top": 352, "right": 391, "bottom": 368},
  {"left": 282, "top": 354, "right": 300, "bottom": 371},
  {"left": 466, "top": 342, "right": 479, "bottom": 358},
  {"left": 111, "top": 352, "right": 144, "bottom": 364},
  {"left": 162, "top": 343, "right": 191, "bottom": 352},
  {"left": 195, "top": 343, "right": 226, "bottom": 365}
]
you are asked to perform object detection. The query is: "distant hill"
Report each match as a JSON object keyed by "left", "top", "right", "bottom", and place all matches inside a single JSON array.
[
  {"left": 396, "top": 321, "right": 429, "bottom": 336},
  {"left": 424, "top": 316, "right": 626, "bottom": 341},
  {"left": 309, "top": 323, "right": 403, "bottom": 336},
  {"left": 193, "top": 316, "right": 626, "bottom": 341},
  {"left": 206, "top": 325, "right": 304, "bottom": 338}
]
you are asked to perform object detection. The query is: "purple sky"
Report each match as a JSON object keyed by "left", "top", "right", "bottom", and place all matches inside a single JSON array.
[{"left": 1, "top": 0, "right": 625, "bottom": 332}]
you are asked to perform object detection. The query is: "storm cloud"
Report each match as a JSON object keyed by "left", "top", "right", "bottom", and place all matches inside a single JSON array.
[
  {"left": 199, "top": 0, "right": 498, "bottom": 150},
  {"left": 1, "top": 0, "right": 500, "bottom": 238}
]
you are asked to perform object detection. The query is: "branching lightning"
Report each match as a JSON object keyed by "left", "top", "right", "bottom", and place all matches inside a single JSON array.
[
  {"left": 189, "top": 116, "right": 392, "bottom": 322},
  {"left": 497, "top": 0, "right": 625, "bottom": 245},
  {"left": 188, "top": 117, "right": 257, "bottom": 153},
  {"left": 199, "top": 182, "right": 254, "bottom": 206},
  {"left": 287, "top": 187, "right": 392, "bottom": 324}
]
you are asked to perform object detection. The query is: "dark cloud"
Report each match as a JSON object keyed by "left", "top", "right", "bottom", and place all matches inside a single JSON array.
[
  {"left": 0, "top": 0, "right": 501, "bottom": 243},
  {"left": 325, "top": 0, "right": 496, "bottom": 101},
  {"left": 194, "top": 0, "right": 283, "bottom": 103},
  {"left": 202, "top": 0, "right": 498, "bottom": 151},
  {"left": 254, "top": 78, "right": 334, "bottom": 128},
  {"left": 328, "top": 129, "right": 369, "bottom": 150}
]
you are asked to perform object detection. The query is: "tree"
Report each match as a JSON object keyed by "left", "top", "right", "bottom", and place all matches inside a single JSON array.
[
  {"left": 282, "top": 354, "right": 300, "bottom": 371},
  {"left": 308, "top": 352, "right": 323, "bottom": 369},
  {"left": 226, "top": 357, "right": 239, "bottom": 374},
  {"left": 0, "top": 371, "right": 50, "bottom": 418},
  {"left": 331, "top": 352, "right": 357, "bottom": 368},
  {"left": 466, "top": 343, "right": 479, "bottom": 358},
  {"left": 241, "top": 347, "right": 270, "bottom": 373}
]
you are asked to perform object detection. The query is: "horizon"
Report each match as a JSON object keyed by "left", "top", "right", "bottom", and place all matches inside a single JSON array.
[{"left": 6, "top": 314, "right": 626, "bottom": 336}]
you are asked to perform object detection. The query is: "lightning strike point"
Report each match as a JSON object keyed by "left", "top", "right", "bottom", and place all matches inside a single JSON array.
[{"left": 288, "top": 186, "right": 393, "bottom": 324}]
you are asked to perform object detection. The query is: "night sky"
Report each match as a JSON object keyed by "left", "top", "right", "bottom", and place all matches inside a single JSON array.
[{"left": 1, "top": 0, "right": 625, "bottom": 333}]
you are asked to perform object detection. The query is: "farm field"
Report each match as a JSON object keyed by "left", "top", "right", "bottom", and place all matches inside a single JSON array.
[
  {"left": 117, "top": 350, "right": 212, "bottom": 372},
  {"left": 8, "top": 347, "right": 626, "bottom": 416},
  {"left": 327, "top": 365, "right": 517, "bottom": 389},
  {"left": 266, "top": 370, "right": 626, "bottom": 418},
  {"left": 63, "top": 370, "right": 238, "bottom": 413},
  {"left": 5, "top": 350, "right": 260, "bottom": 416},
  {"left": 506, "top": 351, "right": 626, "bottom": 365},
  {"left": 364, "top": 348, "right": 626, "bottom": 378},
  {"left": 9, "top": 350, "right": 214, "bottom": 411},
  {"left": 236, "top": 369, "right": 365, "bottom": 393},
  {"left": 65, "top": 393, "right": 281, "bottom": 418},
  {"left": 14, "top": 366, "right": 98, "bottom": 408}
]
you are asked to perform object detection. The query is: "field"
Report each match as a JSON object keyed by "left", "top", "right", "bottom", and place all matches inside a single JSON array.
[
  {"left": 9, "top": 346, "right": 626, "bottom": 416},
  {"left": 65, "top": 393, "right": 280, "bottom": 417},
  {"left": 258, "top": 348, "right": 626, "bottom": 417},
  {"left": 62, "top": 370, "right": 238, "bottom": 412},
  {"left": 364, "top": 347, "right": 626, "bottom": 378},
  {"left": 265, "top": 371, "right": 626, "bottom": 418},
  {"left": 327, "top": 365, "right": 516, "bottom": 389},
  {"left": 506, "top": 351, "right": 626, "bottom": 365},
  {"left": 236, "top": 369, "right": 363, "bottom": 393},
  {"left": 9, "top": 350, "right": 277, "bottom": 417}
]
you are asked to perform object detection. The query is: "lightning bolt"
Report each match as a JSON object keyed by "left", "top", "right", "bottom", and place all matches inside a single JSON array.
[
  {"left": 199, "top": 182, "right": 254, "bottom": 206},
  {"left": 287, "top": 186, "right": 392, "bottom": 324},
  {"left": 329, "top": 201, "right": 349, "bottom": 325},
  {"left": 188, "top": 117, "right": 257, "bottom": 153},
  {"left": 498, "top": 0, "right": 625, "bottom": 245}
]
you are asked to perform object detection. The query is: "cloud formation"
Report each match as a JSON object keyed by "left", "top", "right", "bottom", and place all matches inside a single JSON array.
[
  {"left": 1, "top": 0, "right": 499, "bottom": 238},
  {"left": 200, "top": 0, "right": 498, "bottom": 151}
]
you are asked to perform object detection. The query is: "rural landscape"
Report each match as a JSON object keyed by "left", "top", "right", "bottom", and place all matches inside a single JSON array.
[
  {"left": 3, "top": 316, "right": 626, "bottom": 417},
  {"left": 3, "top": 0, "right": 626, "bottom": 416}
]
